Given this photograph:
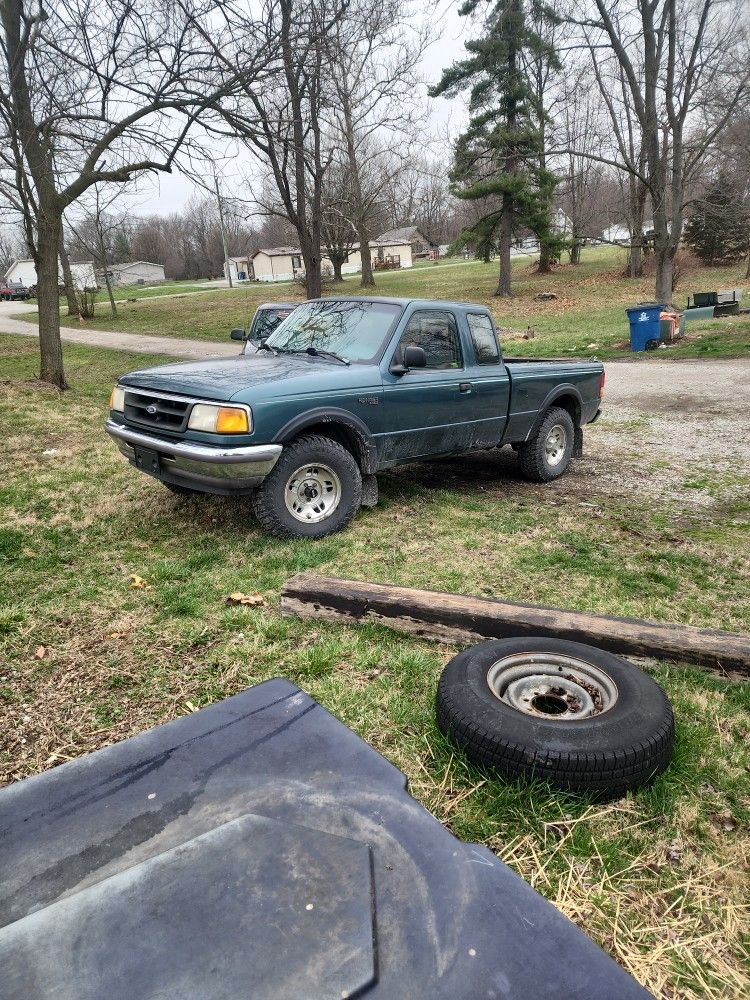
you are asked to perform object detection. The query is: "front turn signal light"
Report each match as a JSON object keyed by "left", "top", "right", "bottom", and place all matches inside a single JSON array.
[
  {"left": 109, "top": 386, "right": 125, "bottom": 411},
  {"left": 215, "top": 407, "right": 250, "bottom": 434}
]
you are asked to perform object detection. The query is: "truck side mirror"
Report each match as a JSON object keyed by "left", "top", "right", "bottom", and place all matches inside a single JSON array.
[
  {"left": 390, "top": 344, "right": 427, "bottom": 376},
  {"left": 403, "top": 345, "right": 427, "bottom": 368},
  {"left": 230, "top": 328, "right": 246, "bottom": 341}
]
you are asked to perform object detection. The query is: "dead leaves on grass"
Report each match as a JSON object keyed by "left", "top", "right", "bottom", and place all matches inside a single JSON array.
[
  {"left": 225, "top": 591, "right": 266, "bottom": 607},
  {"left": 128, "top": 574, "right": 150, "bottom": 590}
]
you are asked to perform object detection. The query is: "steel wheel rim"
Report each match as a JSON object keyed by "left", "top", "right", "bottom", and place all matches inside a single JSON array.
[
  {"left": 284, "top": 462, "right": 342, "bottom": 523},
  {"left": 486, "top": 652, "right": 618, "bottom": 720},
  {"left": 544, "top": 424, "right": 567, "bottom": 466}
]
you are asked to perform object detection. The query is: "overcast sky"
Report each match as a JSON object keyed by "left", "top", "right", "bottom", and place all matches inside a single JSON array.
[{"left": 121, "top": 0, "right": 470, "bottom": 218}]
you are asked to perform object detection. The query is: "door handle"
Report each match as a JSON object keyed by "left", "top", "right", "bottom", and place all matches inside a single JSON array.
[{"left": 459, "top": 382, "right": 472, "bottom": 393}]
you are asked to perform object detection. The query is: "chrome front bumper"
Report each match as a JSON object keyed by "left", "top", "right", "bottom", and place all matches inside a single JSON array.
[{"left": 106, "top": 419, "right": 282, "bottom": 493}]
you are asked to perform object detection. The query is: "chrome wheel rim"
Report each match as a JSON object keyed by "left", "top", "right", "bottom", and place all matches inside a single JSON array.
[
  {"left": 284, "top": 463, "right": 341, "bottom": 523},
  {"left": 487, "top": 652, "right": 618, "bottom": 720},
  {"left": 544, "top": 424, "right": 567, "bottom": 466}
]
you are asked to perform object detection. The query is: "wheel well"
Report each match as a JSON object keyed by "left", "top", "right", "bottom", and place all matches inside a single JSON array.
[
  {"left": 549, "top": 393, "right": 581, "bottom": 426},
  {"left": 289, "top": 421, "right": 370, "bottom": 472}
]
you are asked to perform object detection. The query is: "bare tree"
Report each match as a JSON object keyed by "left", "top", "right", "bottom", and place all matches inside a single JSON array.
[
  {"left": 324, "top": 0, "right": 430, "bottom": 287},
  {"left": 556, "top": 76, "right": 608, "bottom": 263},
  {"left": 568, "top": 0, "right": 750, "bottom": 301},
  {"left": 68, "top": 187, "right": 134, "bottom": 319},
  {"left": 208, "top": 0, "right": 344, "bottom": 299},
  {"left": 0, "top": 0, "right": 269, "bottom": 388}
]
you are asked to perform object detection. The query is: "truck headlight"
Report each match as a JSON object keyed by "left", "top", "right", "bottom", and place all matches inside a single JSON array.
[
  {"left": 188, "top": 403, "right": 251, "bottom": 434},
  {"left": 109, "top": 386, "right": 125, "bottom": 412}
]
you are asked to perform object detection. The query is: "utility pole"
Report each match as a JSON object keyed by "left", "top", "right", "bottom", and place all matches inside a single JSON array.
[{"left": 214, "top": 172, "right": 233, "bottom": 288}]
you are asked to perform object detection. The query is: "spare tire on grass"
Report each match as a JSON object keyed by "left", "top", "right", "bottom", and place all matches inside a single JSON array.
[{"left": 436, "top": 637, "right": 674, "bottom": 800}]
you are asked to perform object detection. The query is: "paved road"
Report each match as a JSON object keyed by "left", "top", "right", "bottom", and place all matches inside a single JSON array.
[{"left": 0, "top": 300, "right": 237, "bottom": 359}]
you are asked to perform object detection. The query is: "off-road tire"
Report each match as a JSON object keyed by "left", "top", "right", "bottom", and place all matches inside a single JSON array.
[
  {"left": 252, "top": 434, "right": 362, "bottom": 539},
  {"left": 518, "top": 406, "right": 575, "bottom": 482},
  {"left": 436, "top": 637, "right": 674, "bottom": 800}
]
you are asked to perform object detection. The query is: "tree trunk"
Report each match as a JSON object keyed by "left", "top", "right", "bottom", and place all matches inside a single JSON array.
[
  {"left": 569, "top": 241, "right": 581, "bottom": 265},
  {"left": 495, "top": 196, "right": 513, "bottom": 297},
  {"left": 538, "top": 242, "right": 552, "bottom": 273},
  {"left": 745, "top": 249, "right": 750, "bottom": 279},
  {"left": 37, "top": 212, "right": 67, "bottom": 389},
  {"left": 655, "top": 247, "right": 674, "bottom": 305},
  {"left": 301, "top": 238, "right": 322, "bottom": 299},
  {"left": 332, "top": 258, "right": 343, "bottom": 282},
  {"left": 358, "top": 228, "right": 374, "bottom": 288},
  {"left": 627, "top": 181, "right": 647, "bottom": 278},
  {"left": 103, "top": 269, "right": 118, "bottom": 318},
  {"left": 58, "top": 239, "right": 78, "bottom": 316}
]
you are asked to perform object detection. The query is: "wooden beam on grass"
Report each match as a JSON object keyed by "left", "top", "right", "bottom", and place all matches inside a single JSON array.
[{"left": 281, "top": 573, "right": 750, "bottom": 675}]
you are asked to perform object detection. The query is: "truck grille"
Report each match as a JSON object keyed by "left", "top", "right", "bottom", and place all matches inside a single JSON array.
[{"left": 124, "top": 389, "right": 192, "bottom": 432}]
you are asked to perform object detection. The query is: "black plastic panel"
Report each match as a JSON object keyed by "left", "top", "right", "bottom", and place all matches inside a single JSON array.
[{"left": 0, "top": 679, "right": 653, "bottom": 998}]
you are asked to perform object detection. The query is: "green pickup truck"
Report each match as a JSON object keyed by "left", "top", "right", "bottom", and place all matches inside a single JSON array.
[{"left": 106, "top": 297, "right": 604, "bottom": 538}]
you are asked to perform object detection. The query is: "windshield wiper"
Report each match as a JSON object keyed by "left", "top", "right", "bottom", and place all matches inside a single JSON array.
[
  {"left": 305, "top": 346, "right": 350, "bottom": 366},
  {"left": 272, "top": 346, "right": 350, "bottom": 365},
  {"left": 256, "top": 341, "right": 277, "bottom": 355}
]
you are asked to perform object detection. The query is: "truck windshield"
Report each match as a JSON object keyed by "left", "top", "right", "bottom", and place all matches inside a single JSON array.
[{"left": 265, "top": 300, "right": 402, "bottom": 363}]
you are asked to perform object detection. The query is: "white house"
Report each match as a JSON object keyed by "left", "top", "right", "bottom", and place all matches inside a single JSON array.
[
  {"left": 106, "top": 261, "right": 165, "bottom": 285},
  {"left": 599, "top": 222, "right": 654, "bottom": 245},
  {"left": 3, "top": 258, "right": 96, "bottom": 289},
  {"left": 376, "top": 226, "right": 436, "bottom": 259},
  {"left": 224, "top": 255, "right": 256, "bottom": 282},
  {"left": 249, "top": 237, "right": 414, "bottom": 283}
]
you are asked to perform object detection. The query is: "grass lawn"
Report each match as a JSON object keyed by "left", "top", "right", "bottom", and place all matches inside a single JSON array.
[
  {"left": 1, "top": 334, "right": 748, "bottom": 998},
  {"left": 19, "top": 246, "right": 750, "bottom": 360}
]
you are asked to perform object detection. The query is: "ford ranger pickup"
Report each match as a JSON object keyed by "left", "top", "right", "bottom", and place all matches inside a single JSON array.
[{"left": 106, "top": 297, "right": 604, "bottom": 538}]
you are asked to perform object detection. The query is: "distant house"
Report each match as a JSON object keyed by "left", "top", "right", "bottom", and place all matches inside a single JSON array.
[
  {"left": 599, "top": 222, "right": 653, "bottom": 245},
  {"left": 106, "top": 261, "right": 165, "bottom": 285},
  {"left": 224, "top": 255, "right": 255, "bottom": 282},
  {"left": 250, "top": 247, "right": 305, "bottom": 283},
  {"left": 376, "top": 226, "right": 436, "bottom": 259},
  {"left": 3, "top": 258, "right": 95, "bottom": 289},
  {"left": 250, "top": 237, "right": 414, "bottom": 283}
]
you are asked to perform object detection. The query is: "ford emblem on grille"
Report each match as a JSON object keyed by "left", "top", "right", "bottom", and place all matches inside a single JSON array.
[{"left": 146, "top": 404, "right": 157, "bottom": 414}]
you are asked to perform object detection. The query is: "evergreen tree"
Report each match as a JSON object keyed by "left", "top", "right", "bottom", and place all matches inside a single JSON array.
[
  {"left": 430, "top": 0, "right": 561, "bottom": 296},
  {"left": 112, "top": 229, "right": 133, "bottom": 265},
  {"left": 683, "top": 175, "right": 750, "bottom": 266}
]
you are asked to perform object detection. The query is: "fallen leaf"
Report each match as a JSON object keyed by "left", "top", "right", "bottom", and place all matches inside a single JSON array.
[
  {"left": 225, "top": 591, "right": 265, "bottom": 607},
  {"left": 34, "top": 646, "right": 46, "bottom": 659},
  {"left": 129, "top": 574, "right": 150, "bottom": 590}
]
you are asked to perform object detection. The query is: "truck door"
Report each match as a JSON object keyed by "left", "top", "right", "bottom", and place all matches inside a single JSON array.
[
  {"left": 462, "top": 312, "right": 511, "bottom": 447},
  {"left": 379, "top": 308, "right": 479, "bottom": 462}
]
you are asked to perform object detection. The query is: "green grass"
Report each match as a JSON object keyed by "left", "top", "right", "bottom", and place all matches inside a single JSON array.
[
  {"left": 18, "top": 246, "right": 750, "bottom": 360},
  {"left": 0, "top": 334, "right": 748, "bottom": 998}
]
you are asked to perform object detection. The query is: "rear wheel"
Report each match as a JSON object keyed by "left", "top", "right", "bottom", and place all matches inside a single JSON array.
[
  {"left": 518, "top": 406, "right": 575, "bottom": 482},
  {"left": 252, "top": 434, "right": 362, "bottom": 538}
]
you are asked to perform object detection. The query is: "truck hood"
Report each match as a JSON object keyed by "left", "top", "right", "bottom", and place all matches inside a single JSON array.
[{"left": 119, "top": 354, "right": 380, "bottom": 402}]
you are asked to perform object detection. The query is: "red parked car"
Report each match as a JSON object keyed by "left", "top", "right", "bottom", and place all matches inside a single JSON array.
[{"left": 0, "top": 282, "right": 32, "bottom": 301}]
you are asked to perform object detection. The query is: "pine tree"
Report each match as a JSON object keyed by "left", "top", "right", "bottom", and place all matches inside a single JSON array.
[
  {"left": 112, "top": 229, "right": 133, "bottom": 265},
  {"left": 683, "top": 175, "right": 750, "bottom": 266},
  {"left": 430, "top": 0, "right": 561, "bottom": 296}
]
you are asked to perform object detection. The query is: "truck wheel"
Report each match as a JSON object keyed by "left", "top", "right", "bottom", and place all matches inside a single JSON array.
[
  {"left": 436, "top": 638, "right": 674, "bottom": 800},
  {"left": 252, "top": 434, "right": 362, "bottom": 539},
  {"left": 518, "top": 406, "right": 575, "bottom": 482}
]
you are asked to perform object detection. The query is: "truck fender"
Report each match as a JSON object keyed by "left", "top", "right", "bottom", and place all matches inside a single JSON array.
[
  {"left": 523, "top": 384, "right": 584, "bottom": 441},
  {"left": 273, "top": 407, "right": 379, "bottom": 474}
]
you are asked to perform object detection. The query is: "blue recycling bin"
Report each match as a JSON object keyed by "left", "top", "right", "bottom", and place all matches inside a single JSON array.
[{"left": 626, "top": 303, "right": 665, "bottom": 352}]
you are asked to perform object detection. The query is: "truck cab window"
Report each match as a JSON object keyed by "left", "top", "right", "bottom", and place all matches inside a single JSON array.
[
  {"left": 467, "top": 313, "right": 500, "bottom": 364},
  {"left": 399, "top": 310, "right": 462, "bottom": 369}
]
